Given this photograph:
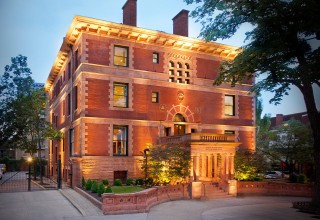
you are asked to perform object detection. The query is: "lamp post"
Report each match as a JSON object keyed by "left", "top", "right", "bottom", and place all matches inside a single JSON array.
[
  {"left": 144, "top": 148, "right": 150, "bottom": 186},
  {"left": 27, "top": 157, "right": 33, "bottom": 191}
]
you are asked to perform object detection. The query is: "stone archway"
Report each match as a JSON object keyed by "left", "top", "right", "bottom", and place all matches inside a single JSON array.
[{"left": 166, "top": 104, "right": 194, "bottom": 122}]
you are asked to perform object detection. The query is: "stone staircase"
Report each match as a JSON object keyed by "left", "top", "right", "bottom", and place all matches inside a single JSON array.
[{"left": 201, "top": 182, "right": 231, "bottom": 199}]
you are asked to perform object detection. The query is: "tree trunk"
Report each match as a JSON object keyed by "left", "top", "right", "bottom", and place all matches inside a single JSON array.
[{"left": 300, "top": 84, "right": 320, "bottom": 208}]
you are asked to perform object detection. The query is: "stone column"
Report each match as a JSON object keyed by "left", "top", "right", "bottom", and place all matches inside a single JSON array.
[
  {"left": 225, "top": 155, "right": 229, "bottom": 180},
  {"left": 221, "top": 154, "right": 226, "bottom": 180},
  {"left": 208, "top": 154, "right": 212, "bottom": 178},
  {"left": 213, "top": 154, "right": 218, "bottom": 179},
  {"left": 230, "top": 155, "right": 235, "bottom": 179},
  {"left": 201, "top": 154, "right": 206, "bottom": 178},
  {"left": 195, "top": 154, "right": 200, "bottom": 181},
  {"left": 190, "top": 155, "right": 194, "bottom": 180}
]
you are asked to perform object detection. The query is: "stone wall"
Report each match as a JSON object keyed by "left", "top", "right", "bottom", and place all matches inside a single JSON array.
[
  {"left": 101, "top": 184, "right": 190, "bottom": 215},
  {"left": 237, "top": 181, "right": 314, "bottom": 197}
]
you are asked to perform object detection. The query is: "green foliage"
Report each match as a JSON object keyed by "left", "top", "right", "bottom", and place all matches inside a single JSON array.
[
  {"left": 111, "top": 186, "right": 144, "bottom": 194},
  {"left": 144, "top": 143, "right": 191, "bottom": 185},
  {"left": 298, "top": 174, "right": 307, "bottom": 184},
  {"left": 91, "top": 181, "right": 98, "bottom": 193},
  {"left": 85, "top": 179, "right": 92, "bottom": 190},
  {"left": 126, "top": 178, "right": 133, "bottom": 186},
  {"left": 289, "top": 173, "right": 298, "bottom": 183},
  {"left": 135, "top": 178, "right": 144, "bottom": 185},
  {"left": 145, "top": 177, "right": 153, "bottom": 186},
  {"left": 113, "top": 179, "right": 122, "bottom": 186},
  {"left": 97, "top": 183, "right": 105, "bottom": 196},
  {"left": 0, "top": 55, "right": 62, "bottom": 155},
  {"left": 102, "top": 179, "right": 109, "bottom": 186},
  {"left": 234, "top": 149, "right": 268, "bottom": 181},
  {"left": 105, "top": 185, "right": 112, "bottom": 193},
  {"left": 82, "top": 177, "right": 86, "bottom": 188}
]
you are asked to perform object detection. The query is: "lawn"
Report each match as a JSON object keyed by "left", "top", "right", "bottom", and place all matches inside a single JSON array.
[{"left": 111, "top": 186, "right": 144, "bottom": 194}]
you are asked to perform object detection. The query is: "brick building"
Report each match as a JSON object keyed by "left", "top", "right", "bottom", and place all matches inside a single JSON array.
[{"left": 45, "top": 0, "right": 255, "bottom": 186}]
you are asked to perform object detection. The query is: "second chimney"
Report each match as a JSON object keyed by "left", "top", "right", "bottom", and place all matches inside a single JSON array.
[
  {"left": 122, "top": 0, "right": 137, "bottom": 26},
  {"left": 172, "top": 9, "right": 189, "bottom": 37}
]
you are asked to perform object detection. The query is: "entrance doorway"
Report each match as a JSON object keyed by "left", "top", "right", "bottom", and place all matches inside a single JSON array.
[{"left": 173, "top": 113, "right": 186, "bottom": 135}]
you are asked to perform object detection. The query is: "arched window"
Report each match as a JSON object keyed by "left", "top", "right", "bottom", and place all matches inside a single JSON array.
[
  {"left": 173, "top": 113, "right": 186, "bottom": 122},
  {"left": 177, "top": 62, "right": 182, "bottom": 68},
  {"left": 185, "top": 63, "right": 190, "bottom": 69},
  {"left": 169, "top": 61, "right": 174, "bottom": 68}
]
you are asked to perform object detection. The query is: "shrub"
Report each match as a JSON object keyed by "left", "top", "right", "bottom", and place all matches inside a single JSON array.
[
  {"left": 126, "top": 178, "right": 133, "bottom": 185},
  {"left": 82, "top": 177, "right": 86, "bottom": 188},
  {"left": 102, "top": 179, "right": 109, "bottom": 186},
  {"left": 289, "top": 173, "right": 298, "bottom": 183},
  {"left": 114, "top": 179, "right": 122, "bottom": 186},
  {"left": 91, "top": 181, "right": 98, "bottom": 193},
  {"left": 85, "top": 179, "right": 92, "bottom": 190},
  {"left": 146, "top": 177, "right": 153, "bottom": 186},
  {"left": 135, "top": 178, "right": 144, "bottom": 185},
  {"left": 105, "top": 185, "right": 112, "bottom": 193},
  {"left": 97, "top": 183, "right": 105, "bottom": 196},
  {"left": 298, "top": 174, "right": 307, "bottom": 184}
]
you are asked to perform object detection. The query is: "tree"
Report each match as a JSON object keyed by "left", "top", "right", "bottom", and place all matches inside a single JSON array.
[
  {"left": 234, "top": 149, "right": 268, "bottom": 181},
  {"left": 143, "top": 143, "right": 191, "bottom": 185},
  {"left": 185, "top": 0, "right": 320, "bottom": 207},
  {"left": 0, "top": 55, "right": 62, "bottom": 156},
  {"left": 269, "top": 119, "right": 313, "bottom": 174}
]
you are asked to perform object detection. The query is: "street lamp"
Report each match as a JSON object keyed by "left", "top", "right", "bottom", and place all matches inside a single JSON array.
[
  {"left": 27, "top": 156, "right": 33, "bottom": 191},
  {"left": 144, "top": 148, "right": 150, "bottom": 186}
]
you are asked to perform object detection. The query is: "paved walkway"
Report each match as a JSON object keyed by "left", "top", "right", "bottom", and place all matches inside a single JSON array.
[{"left": 0, "top": 188, "right": 316, "bottom": 220}]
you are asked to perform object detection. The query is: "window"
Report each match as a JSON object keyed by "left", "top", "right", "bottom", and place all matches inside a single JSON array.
[
  {"left": 67, "top": 93, "right": 71, "bottom": 115},
  {"left": 152, "top": 52, "right": 159, "bottom": 64},
  {"left": 169, "top": 70, "right": 174, "bottom": 75},
  {"left": 74, "top": 50, "right": 79, "bottom": 70},
  {"left": 74, "top": 86, "right": 78, "bottom": 110},
  {"left": 152, "top": 92, "right": 159, "bottom": 103},
  {"left": 68, "top": 61, "right": 71, "bottom": 79},
  {"left": 69, "top": 129, "right": 74, "bottom": 156},
  {"left": 224, "top": 130, "right": 235, "bottom": 134},
  {"left": 177, "top": 70, "right": 182, "bottom": 76},
  {"left": 177, "top": 78, "right": 182, "bottom": 83},
  {"left": 113, "top": 83, "right": 128, "bottom": 108},
  {"left": 114, "top": 46, "right": 128, "bottom": 67},
  {"left": 225, "top": 95, "right": 235, "bottom": 116},
  {"left": 164, "top": 127, "right": 171, "bottom": 136},
  {"left": 169, "top": 77, "right": 174, "bottom": 82},
  {"left": 169, "top": 61, "right": 174, "bottom": 68},
  {"left": 177, "top": 62, "right": 182, "bottom": 68},
  {"left": 185, "top": 79, "right": 190, "bottom": 84},
  {"left": 185, "top": 71, "right": 189, "bottom": 77},
  {"left": 185, "top": 63, "right": 190, "bottom": 69},
  {"left": 113, "top": 125, "right": 128, "bottom": 156}
]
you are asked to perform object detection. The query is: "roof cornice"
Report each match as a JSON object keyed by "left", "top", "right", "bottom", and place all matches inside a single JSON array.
[{"left": 45, "top": 15, "right": 240, "bottom": 91}]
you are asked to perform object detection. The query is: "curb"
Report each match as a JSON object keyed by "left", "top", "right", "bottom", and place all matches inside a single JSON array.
[{"left": 59, "top": 189, "right": 86, "bottom": 216}]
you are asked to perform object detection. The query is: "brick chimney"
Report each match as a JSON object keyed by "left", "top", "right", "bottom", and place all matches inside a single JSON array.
[
  {"left": 122, "top": 0, "right": 137, "bottom": 26},
  {"left": 275, "top": 114, "right": 283, "bottom": 126},
  {"left": 172, "top": 9, "right": 189, "bottom": 37}
]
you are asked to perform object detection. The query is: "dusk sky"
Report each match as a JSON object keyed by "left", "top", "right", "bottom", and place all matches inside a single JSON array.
[{"left": 1, "top": 0, "right": 319, "bottom": 117}]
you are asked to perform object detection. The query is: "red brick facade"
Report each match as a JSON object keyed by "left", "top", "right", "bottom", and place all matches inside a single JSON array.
[{"left": 45, "top": 1, "right": 255, "bottom": 186}]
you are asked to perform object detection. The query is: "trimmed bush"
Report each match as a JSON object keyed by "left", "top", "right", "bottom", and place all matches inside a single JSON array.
[
  {"left": 102, "top": 179, "right": 109, "bottom": 186},
  {"left": 82, "top": 177, "right": 86, "bottom": 188},
  {"left": 85, "top": 179, "right": 92, "bottom": 190},
  {"left": 105, "top": 185, "right": 112, "bottom": 193},
  {"left": 114, "top": 179, "right": 122, "bottom": 186},
  {"left": 298, "top": 174, "right": 307, "bottom": 184},
  {"left": 126, "top": 178, "right": 133, "bottom": 186},
  {"left": 146, "top": 177, "right": 153, "bottom": 186},
  {"left": 289, "top": 173, "right": 298, "bottom": 183},
  {"left": 91, "top": 181, "right": 98, "bottom": 193},
  {"left": 97, "top": 183, "right": 105, "bottom": 196},
  {"left": 135, "top": 178, "right": 144, "bottom": 185}
]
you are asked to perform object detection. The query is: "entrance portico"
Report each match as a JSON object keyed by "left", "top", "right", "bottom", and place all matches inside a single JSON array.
[{"left": 159, "top": 133, "right": 240, "bottom": 182}]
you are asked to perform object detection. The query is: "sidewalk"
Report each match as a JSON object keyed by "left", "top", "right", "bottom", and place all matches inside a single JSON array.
[{"left": 0, "top": 188, "right": 315, "bottom": 220}]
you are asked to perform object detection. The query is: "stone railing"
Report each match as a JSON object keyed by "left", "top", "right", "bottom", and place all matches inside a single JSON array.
[
  {"left": 237, "top": 181, "right": 314, "bottom": 197},
  {"left": 158, "top": 133, "right": 236, "bottom": 145},
  {"left": 101, "top": 184, "right": 189, "bottom": 215}
]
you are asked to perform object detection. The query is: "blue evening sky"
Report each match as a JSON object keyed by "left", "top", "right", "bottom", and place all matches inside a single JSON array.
[{"left": 0, "top": 0, "right": 319, "bottom": 117}]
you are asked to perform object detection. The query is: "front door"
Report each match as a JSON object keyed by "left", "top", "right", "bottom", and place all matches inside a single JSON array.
[{"left": 174, "top": 124, "right": 186, "bottom": 135}]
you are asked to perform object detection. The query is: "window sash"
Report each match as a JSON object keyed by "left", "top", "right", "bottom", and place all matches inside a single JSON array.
[
  {"left": 113, "top": 83, "right": 128, "bottom": 108},
  {"left": 114, "top": 46, "right": 128, "bottom": 67},
  {"left": 152, "top": 92, "right": 158, "bottom": 103},
  {"left": 224, "top": 95, "right": 235, "bottom": 116},
  {"left": 152, "top": 52, "right": 159, "bottom": 64},
  {"left": 113, "top": 126, "right": 128, "bottom": 156}
]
